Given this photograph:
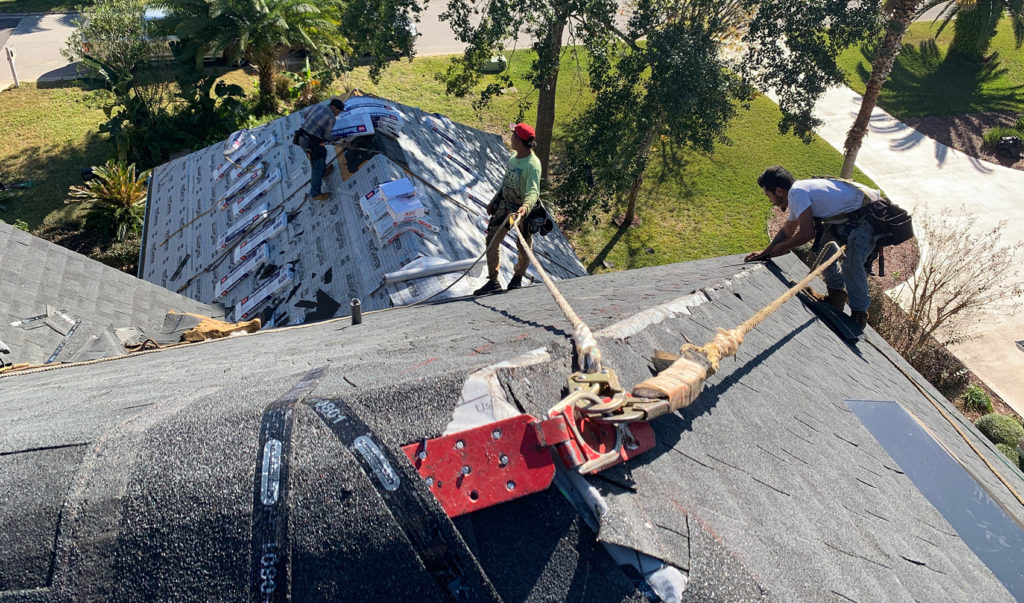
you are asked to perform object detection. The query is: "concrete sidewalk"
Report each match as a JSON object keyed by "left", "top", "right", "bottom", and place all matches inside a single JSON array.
[
  {"left": 0, "top": 13, "right": 81, "bottom": 90},
  {"left": 812, "top": 85, "right": 1024, "bottom": 416}
]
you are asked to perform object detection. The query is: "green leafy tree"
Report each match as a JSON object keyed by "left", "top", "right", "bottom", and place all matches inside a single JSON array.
[
  {"left": 921, "top": 0, "right": 1024, "bottom": 61},
  {"left": 741, "top": 0, "right": 881, "bottom": 143},
  {"left": 341, "top": 0, "right": 421, "bottom": 81},
  {"left": 165, "top": 0, "right": 349, "bottom": 114},
  {"left": 558, "top": 0, "right": 749, "bottom": 227},
  {"left": 440, "top": 0, "right": 622, "bottom": 180},
  {"left": 67, "top": 160, "right": 152, "bottom": 241},
  {"left": 62, "top": 0, "right": 159, "bottom": 82}
]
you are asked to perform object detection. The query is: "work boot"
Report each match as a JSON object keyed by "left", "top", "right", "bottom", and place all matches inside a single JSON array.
[
  {"left": 850, "top": 310, "right": 868, "bottom": 329},
  {"left": 473, "top": 279, "right": 501, "bottom": 296},
  {"left": 313, "top": 191, "right": 330, "bottom": 202},
  {"left": 506, "top": 274, "right": 523, "bottom": 291},
  {"left": 825, "top": 288, "right": 848, "bottom": 312}
]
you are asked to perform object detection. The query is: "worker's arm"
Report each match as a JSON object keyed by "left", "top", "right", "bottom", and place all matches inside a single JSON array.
[{"left": 744, "top": 208, "right": 815, "bottom": 261}]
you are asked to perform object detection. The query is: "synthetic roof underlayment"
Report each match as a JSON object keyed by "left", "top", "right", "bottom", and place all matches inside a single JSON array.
[
  {"left": 2, "top": 254, "right": 1023, "bottom": 601},
  {"left": 140, "top": 94, "right": 586, "bottom": 327},
  {"left": 0, "top": 221, "right": 222, "bottom": 366}
]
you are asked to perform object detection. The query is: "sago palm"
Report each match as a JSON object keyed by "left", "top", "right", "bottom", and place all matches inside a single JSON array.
[{"left": 67, "top": 160, "right": 151, "bottom": 241}]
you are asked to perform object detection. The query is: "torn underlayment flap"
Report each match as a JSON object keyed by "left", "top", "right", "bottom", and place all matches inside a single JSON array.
[{"left": 443, "top": 348, "right": 551, "bottom": 434}]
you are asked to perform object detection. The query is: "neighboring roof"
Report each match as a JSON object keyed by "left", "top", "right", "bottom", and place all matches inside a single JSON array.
[
  {"left": 140, "top": 95, "right": 586, "bottom": 328},
  {"left": 0, "top": 221, "right": 221, "bottom": 366},
  {"left": 3, "top": 253, "right": 1022, "bottom": 600}
]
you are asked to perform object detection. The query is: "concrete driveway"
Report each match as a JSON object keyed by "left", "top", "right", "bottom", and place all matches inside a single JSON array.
[
  {"left": 812, "top": 85, "right": 1024, "bottom": 416},
  {"left": 0, "top": 13, "right": 80, "bottom": 90}
]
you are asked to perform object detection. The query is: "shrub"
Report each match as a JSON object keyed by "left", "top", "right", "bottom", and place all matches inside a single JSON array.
[
  {"left": 982, "top": 126, "right": 1024, "bottom": 152},
  {"left": 962, "top": 384, "right": 993, "bottom": 414},
  {"left": 66, "top": 160, "right": 151, "bottom": 241},
  {"left": 975, "top": 413, "right": 1024, "bottom": 448},
  {"left": 996, "top": 443, "right": 1020, "bottom": 466}
]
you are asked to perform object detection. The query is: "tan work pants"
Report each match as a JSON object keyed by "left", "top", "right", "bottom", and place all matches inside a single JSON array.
[{"left": 485, "top": 214, "right": 532, "bottom": 280}]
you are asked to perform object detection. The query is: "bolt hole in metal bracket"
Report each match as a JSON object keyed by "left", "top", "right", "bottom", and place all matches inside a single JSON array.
[{"left": 401, "top": 405, "right": 656, "bottom": 516}]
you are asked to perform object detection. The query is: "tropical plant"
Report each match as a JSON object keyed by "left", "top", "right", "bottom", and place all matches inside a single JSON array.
[
  {"left": 920, "top": 0, "right": 1024, "bottom": 61},
  {"left": 281, "top": 57, "right": 336, "bottom": 108},
  {"left": 963, "top": 384, "right": 994, "bottom": 413},
  {"left": 67, "top": 160, "right": 151, "bottom": 241},
  {"left": 164, "top": 0, "right": 349, "bottom": 114}
]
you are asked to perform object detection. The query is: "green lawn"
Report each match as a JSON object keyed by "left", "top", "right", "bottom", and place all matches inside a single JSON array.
[
  {"left": 0, "top": 0, "right": 83, "bottom": 13},
  {"left": 1, "top": 47, "right": 872, "bottom": 272},
  {"left": 0, "top": 82, "right": 110, "bottom": 230},
  {"left": 837, "top": 17, "right": 1024, "bottom": 118}
]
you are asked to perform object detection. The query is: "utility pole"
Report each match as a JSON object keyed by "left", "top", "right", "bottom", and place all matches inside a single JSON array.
[{"left": 5, "top": 45, "right": 18, "bottom": 88}]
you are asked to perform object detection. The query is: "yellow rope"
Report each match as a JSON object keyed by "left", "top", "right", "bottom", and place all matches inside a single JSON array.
[
  {"left": 633, "top": 246, "right": 846, "bottom": 409},
  {"left": 516, "top": 215, "right": 602, "bottom": 374}
]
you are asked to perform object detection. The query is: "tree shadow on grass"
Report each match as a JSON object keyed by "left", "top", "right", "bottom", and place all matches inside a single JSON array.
[
  {"left": 854, "top": 40, "right": 1024, "bottom": 117},
  {"left": 585, "top": 221, "right": 630, "bottom": 274},
  {"left": 2, "top": 131, "right": 111, "bottom": 229}
]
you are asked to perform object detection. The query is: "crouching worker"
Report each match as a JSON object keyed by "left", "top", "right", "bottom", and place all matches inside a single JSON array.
[
  {"left": 745, "top": 165, "right": 882, "bottom": 329},
  {"left": 473, "top": 122, "right": 542, "bottom": 295}
]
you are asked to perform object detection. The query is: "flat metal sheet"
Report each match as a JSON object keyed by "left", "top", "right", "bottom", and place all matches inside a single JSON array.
[{"left": 848, "top": 399, "right": 1024, "bottom": 599}]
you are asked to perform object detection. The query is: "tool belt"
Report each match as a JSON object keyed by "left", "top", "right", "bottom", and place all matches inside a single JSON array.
[{"left": 292, "top": 128, "right": 323, "bottom": 151}]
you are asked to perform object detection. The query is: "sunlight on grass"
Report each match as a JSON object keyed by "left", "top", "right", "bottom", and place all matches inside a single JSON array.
[
  {"left": 0, "top": 83, "right": 110, "bottom": 230},
  {"left": 837, "top": 17, "right": 1024, "bottom": 118}
]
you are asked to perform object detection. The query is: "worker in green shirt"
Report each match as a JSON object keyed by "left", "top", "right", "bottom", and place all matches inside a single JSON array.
[{"left": 474, "top": 122, "right": 543, "bottom": 295}]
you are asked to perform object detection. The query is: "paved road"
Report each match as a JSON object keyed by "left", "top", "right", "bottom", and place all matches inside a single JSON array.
[
  {"left": 811, "top": 86, "right": 1024, "bottom": 416},
  {"left": 0, "top": 13, "right": 80, "bottom": 90}
]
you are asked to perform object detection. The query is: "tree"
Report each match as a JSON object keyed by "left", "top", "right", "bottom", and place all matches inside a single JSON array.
[
  {"left": 557, "top": 0, "right": 749, "bottom": 227},
  {"left": 439, "top": 0, "right": 619, "bottom": 180},
  {"left": 881, "top": 209, "right": 1022, "bottom": 362},
  {"left": 741, "top": 0, "right": 881, "bottom": 143},
  {"left": 62, "top": 0, "right": 159, "bottom": 82},
  {"left": 921, "top": 0, "right": 1024, "bottom": 61},
  {"left": 165, "top": 0, "right": 349, "bottom": 114},
  {"left": 555, "top": 0, "right": 880, "bottom": 227},
  {"left": 840, "top": 0, "right": 921, "bottom": 178},
  {"left": 67, "top": 160, "right": 151, "bottom": 241}
]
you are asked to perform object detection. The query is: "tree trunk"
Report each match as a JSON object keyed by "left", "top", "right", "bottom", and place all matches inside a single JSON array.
[
  {"left": 622, "top": 124, "right": 661, "bottom": 227},
  {"left": 840, "top": 0, "right": 920, "bottom": 179},
  {"left": 256, "top": 59, "right": 278, "bottom": 116},
  {"left": 534, "top": 13, "right": 566, "bottom": 182}
]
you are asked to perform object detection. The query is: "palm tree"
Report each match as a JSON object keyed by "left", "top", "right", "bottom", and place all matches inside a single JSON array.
[
  {"left": 166, "top": 0, "right": 348, "bottom": 114},
  {"left": 67, "top": 160, "right": 151, "bottom": 241},
  {"left": 921, "top": 0, "right": 1024, "bottom": 61},
  {"left": 840, "top": 0, "right": 922, "bottom": 179}
]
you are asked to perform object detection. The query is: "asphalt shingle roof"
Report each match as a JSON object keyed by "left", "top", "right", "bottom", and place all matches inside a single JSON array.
[
  {"left": 1, "top": 253, "right": 1022, "bottom": 600},
  {"left": 0, "top": 221, "right": 221, "bottom": 366}
]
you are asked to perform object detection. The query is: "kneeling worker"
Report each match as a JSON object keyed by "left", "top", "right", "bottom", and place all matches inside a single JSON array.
[
  {"left": 745, "top": 165, "right": 881, "bottom": 328},
  {"left": 473, "top": 122, "right": 542, "bottom": 295}
]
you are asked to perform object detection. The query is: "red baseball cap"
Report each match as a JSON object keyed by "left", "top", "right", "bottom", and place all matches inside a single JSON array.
[{"left": 511, "top": 122, "right": 535, "bottom": 141}]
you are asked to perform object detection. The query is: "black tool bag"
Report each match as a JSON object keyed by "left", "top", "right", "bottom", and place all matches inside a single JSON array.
[
  {"left": 292, "top": 128, "right": 321, "bottom": 150},
  {"left": 526, "top": 201, "right": 554, "bottom": 236},
  {"left": 865, "top": 198, "right": 914, "bottom": 247}
]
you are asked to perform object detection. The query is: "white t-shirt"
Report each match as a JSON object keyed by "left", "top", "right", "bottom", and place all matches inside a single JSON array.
[{"left": 786, "top": 179, "right": 879, "bottom": 221}]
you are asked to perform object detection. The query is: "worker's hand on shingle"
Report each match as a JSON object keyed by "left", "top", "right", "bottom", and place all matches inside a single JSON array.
[{"left": 744, "top": 250, "right": 768, "bottom": 262}]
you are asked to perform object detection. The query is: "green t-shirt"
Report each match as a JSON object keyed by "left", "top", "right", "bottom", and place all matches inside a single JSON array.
[{"left": 498, "top": 152, "right": 541, "bottom": 213}]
